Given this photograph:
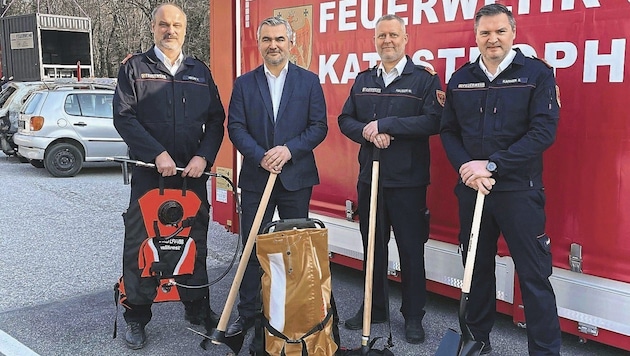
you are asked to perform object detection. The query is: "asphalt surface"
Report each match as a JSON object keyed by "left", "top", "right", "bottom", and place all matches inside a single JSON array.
[{"left": 0, "top": 152, "right": 626, "bottom": 356}]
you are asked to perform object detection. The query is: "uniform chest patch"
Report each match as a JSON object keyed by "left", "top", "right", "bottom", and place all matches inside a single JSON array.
[
  {"left": 458, "top": 82, "right": 485, "bottom": 88},
  {"left": 395, "top": 89, "right": 413, "bottom": 94},
  {"left": 141, "top": 73, "right": 168, "bottom": 80},
  {"left": 362, "top": 87, "right": 382, "bottom": 93},
  {"left": 500, "top": 77, "right": 528, "bottom": 84},
  {"left": 183, "top": 75, "right": 205, "bottom": 83}
]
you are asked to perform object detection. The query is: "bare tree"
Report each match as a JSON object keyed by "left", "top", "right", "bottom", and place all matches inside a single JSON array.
[{"left": 1, "top": 0, "right": 210, "bottom": 77}]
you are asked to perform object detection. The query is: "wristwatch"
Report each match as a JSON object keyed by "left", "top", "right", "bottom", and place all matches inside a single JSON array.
[{"left": 486, "top": 161, "right": 497, "bottom": 173}]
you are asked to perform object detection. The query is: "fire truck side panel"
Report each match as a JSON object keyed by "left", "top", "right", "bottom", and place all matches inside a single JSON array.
[{"left": 210, "top": 1, "right": 630, "bottom": 351}]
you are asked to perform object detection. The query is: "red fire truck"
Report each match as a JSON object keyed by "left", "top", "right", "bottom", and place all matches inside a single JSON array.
[{"left": 209, "top": 1, "right": 630, "bottom": 351}]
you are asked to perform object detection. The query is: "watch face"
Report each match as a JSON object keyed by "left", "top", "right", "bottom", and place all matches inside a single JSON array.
[{"left": 487, "top": 161, "right": 497, "bottom": 172}]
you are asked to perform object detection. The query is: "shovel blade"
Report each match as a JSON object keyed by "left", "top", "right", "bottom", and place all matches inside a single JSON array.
[
  {"left": 340, "top": 346, "right": 394, "bottom": 355},
  {"left": 458, "top": 339, "right": 484, "bottom": 356},
  {"left": 435, "top": 328, "right": 462, "bottom": 356},
  {"left": 212, "top": 329, "right": 245, "bottom": 354},
  {"left": 434, "top": 328, "right": 485, "bottom": 356},
  {"left": 189, "top": 327, "right": 245, "bottom": 354}
]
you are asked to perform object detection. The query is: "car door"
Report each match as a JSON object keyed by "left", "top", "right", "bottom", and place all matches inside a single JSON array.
[{"left": 64, "top": 92, "right": 127, "bottom": 159}]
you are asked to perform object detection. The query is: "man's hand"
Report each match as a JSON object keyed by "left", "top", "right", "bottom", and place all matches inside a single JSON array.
[
  {"left": 261, "top": 145, "right": 292, "bottom": 174},
  {"left": 372, "top": 133, "right": 392, "bottom": 149},
  {"left": 469, "top": 177, "right": 496, "bottom": 195},
  {"left": 155, "top": 151, "right": 177, "bottom": 176},
  {"left": 459, "top": 160, "right": 492, "bottom": 186},
  {"left": 182, "top": 156, "right": 208, "bottom": 178},
  {"left": 362, "top": 121, "right": 379, "bottom": 142}
]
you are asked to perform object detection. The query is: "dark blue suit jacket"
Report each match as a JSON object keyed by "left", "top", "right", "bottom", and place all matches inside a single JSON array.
[{"left": 228, "top": 62, "right": 327, "bottom": 192}]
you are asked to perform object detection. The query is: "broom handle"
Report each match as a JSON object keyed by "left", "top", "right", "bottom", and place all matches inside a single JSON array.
[
  {"left": 213, "top": 172, "right": 277, "bottom": 336},
  {"left": 361, "top": 152, "right": 380, "bottom": 346},
  {"left": 462, "top": 190, "right": 485, "bottom": 293}
]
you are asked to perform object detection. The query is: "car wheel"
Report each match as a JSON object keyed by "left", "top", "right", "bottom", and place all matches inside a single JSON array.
[
  {"left": 30, "top": 159, "right": 44, "bottom": 168},
  {"left": 44, "top": 143, "right": 83, "bottom": 177}
]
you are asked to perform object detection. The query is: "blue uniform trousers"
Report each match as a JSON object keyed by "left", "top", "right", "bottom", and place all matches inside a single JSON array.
[
  {"left": 358, "top": 182, "right": 429, "bottom": 319},
  {"left": 455, "top": 184, "right": 561, "bottom": 355}
]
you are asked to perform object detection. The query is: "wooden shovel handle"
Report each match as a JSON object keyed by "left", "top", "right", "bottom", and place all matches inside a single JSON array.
[
  {"left": 361, "top": 157, "right": 380, "bottom": 345},
  {"left": 214, "top": 173, "right": 277, "bottom": 333},
  {"left": 462, "top": 190, "right": 485, "bottom": 294}
]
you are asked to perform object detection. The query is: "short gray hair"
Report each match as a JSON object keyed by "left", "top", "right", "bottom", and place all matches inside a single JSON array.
[
  {"left": 257, "top": 16, "right": 294, "bottom": 43},
  {"left": 375, "top": 14, "right": 406, "bottom": 33}
]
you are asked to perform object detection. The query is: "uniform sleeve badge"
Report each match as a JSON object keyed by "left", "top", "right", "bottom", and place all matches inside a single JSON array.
[{"left": 436, "top": 90, "right": 446, "bottom": 107}]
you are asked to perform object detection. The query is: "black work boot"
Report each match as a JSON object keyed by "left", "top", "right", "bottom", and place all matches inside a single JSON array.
[
  {"left": 205, "top": 308, "right": 220, "bottom": 330},
  {"left": 125, "top": 322, "right": 147, "bottom": 350},
  {"left": 404, "top": 311, "right": 425, "bottom": 344},
  {"left": 226, "top": 315, "right": 256, "bottom": 336},
  {"left": 344, "top": 305, "right": 388, "bottom": 330},
  {"left": 480, "top": 341, "right": 492, "bottom": 354},
  {"left": 185, "top": 300, "right": 219, "bottom": 327}
]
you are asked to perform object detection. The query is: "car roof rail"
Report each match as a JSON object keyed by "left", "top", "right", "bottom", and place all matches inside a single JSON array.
[{"left": 50, "top": 83, "right": 115, "bottom": 90}]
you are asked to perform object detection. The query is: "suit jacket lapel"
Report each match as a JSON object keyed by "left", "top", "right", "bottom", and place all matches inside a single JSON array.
[
  {"left": 255, "top": 67, "right": 274, "bottom": 124},
  {"left": 276, "top": 63, "right": 296, "bottom": 124}
]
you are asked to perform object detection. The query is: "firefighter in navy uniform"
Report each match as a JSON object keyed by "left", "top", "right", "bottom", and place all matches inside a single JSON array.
[
  {"left": 338, "top": 14, "right": 443, "bottom": 344},
  {"left": 113, "top": 3, "right": 224, "bottom": 350},
  {"left": 440, "top": 4, "right": 562, "bottom": 355}
]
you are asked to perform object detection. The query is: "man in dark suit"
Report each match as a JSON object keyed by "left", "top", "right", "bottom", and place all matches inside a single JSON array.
[{"left": 226, "top": 15, "right": 328, "bottom": 337}]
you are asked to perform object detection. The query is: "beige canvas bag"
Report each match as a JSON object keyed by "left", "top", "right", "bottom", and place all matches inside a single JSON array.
[{"left": 256, "top": 227, "right": 338, "bottom": 356}]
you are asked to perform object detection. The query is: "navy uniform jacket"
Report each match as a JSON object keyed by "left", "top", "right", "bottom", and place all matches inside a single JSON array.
[
  {"left": 228, "top": 62, "right": 327, "bottom": 193},
  {"left": 338, "top": 56, "right": 444, "bottom": 188},
  {"left": 440, "top": 48, "right": 560, "bottom": 191},
  {"left": 113, "top": 47, "right": 225, "bottom": 169}
]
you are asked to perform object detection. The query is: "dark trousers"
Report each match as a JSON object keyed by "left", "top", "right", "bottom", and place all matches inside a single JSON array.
[
  {"left": 124, "top": 299, "right": 208, "bottom": 326},
  {"left": 357, "top": 182, "right": 429, "bottom": 319},
  {"left": 237, "top": 182, "right": 312, "bottom": 318},
  {"left": 456, "top": 184, "right": 561, "bottom": 355},
  {"left": 123, "top": 169, "right": 211, "bottom": 325}
]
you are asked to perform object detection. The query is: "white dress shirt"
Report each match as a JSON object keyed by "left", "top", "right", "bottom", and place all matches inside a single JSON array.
[
  {"left": 378, "top": 56, "right": 407, "bottom": 87},
  {"left": 264, "top": 62, "right": 289, "bottom": 121},
  {"left": 479, "top": 48, "right": 517, "bottom": 81},
  {"left": 154, "top": 46, "right": 184, "bottom": 76}
]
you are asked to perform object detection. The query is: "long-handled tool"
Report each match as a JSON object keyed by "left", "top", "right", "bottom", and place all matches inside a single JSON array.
[
  {"left": 435, "top": 190, "right": 486, "bottom": 356},
  {"left": 342, "top": 149, "right": 393, "bottom": 356},
  {"left": 106, "top": 156, "right": 236, "bottom": 191},
  {"left": 205, "top": 172, "right": 277, "bottom": 354}
]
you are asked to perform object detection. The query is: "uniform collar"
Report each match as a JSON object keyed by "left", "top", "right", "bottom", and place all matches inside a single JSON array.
[
  {"left": 153, "top": 46, "right": 184, "bottom": 68},
  {"left": 478, "top": 48, "right": 517, "bottom": 80},
  {"left": 378, "top": 55, "right": 407, "bottom": 78}
]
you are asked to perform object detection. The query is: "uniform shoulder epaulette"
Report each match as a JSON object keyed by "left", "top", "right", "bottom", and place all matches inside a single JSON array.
[
  {"left": 189, "top": 55, "right": 212, "bottom": 71},
  {"left": 120, "top": 52, "right": 143, "bottom": 65},
  {"left": 359, "top": 66, "right": 375, "bottom": 75},
  {"left": 418, "top": 65, "right": 437, "bottom": 76},
  {"left": 454, "top": 61, "right": 473, "bottom": 72},
  {"left": 532, "top": 56, "right": 553, "bottom": 69},
  {"left": 190, "top": 54, "right": 203, "bottom": 63},
  {"left": 120, "top": 53, "right": 134, "bottom": 65}
]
